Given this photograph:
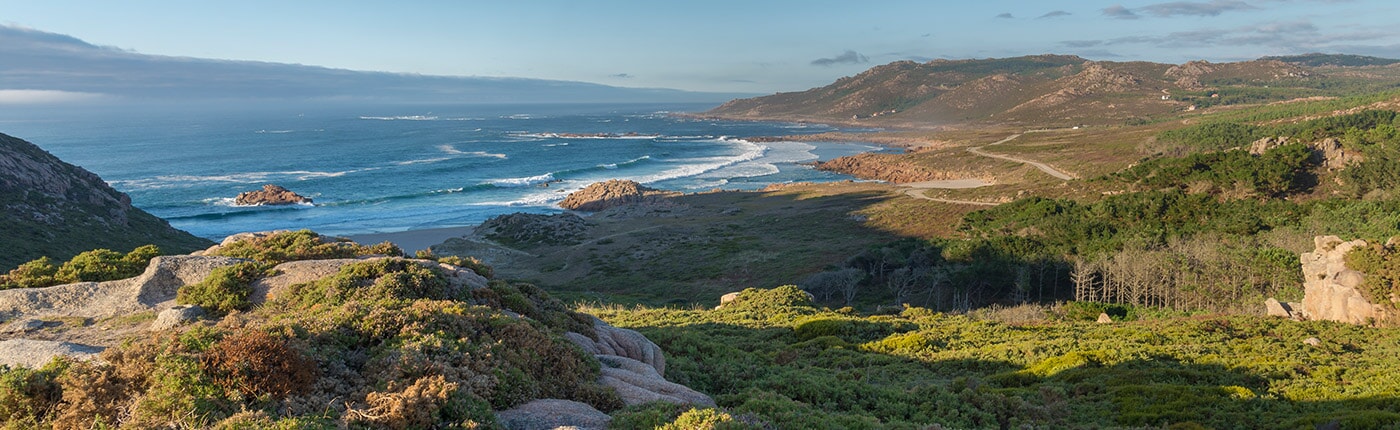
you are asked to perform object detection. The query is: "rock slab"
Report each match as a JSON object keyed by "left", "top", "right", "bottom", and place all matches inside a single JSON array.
[
  {"left": 0, "top": 339, "right": 104, "bottom": 368},
  {"left": 495, "top": 399, "right": 611, "bottom": 430}
]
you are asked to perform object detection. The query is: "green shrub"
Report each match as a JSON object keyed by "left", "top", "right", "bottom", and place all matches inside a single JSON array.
[
  {"left": 0, "top": 257, "right": 59, "bottom": 290},
  {"left": 211, "top": 230, "right": 401, "bottom": 264},
  {"left": 1344, "top": 241, "right": 1400, "bottom": 311},
  {"left": 177, "top": 262, "right": 266, "bottom": 315},
  {"left": 0, "top": 360, "right": 67, "bottom": 427},
  {"left": 1, "top": 245, "right": 162, "bottom": 290}
]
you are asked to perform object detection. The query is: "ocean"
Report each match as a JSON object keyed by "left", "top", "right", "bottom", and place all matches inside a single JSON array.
[{"left": 0, "top": 102, "right": 889, "bottom": 240}]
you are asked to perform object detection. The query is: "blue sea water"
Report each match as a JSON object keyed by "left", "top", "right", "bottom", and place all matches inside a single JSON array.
[{"left": 0, "top": 103, "right": 889, "bottom": 240}]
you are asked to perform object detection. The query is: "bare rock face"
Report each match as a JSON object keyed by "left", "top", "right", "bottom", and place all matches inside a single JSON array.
[
  {"left": 0, "top": 255, "right": 247, "bottom": 322},
  {"left": 1264, "top": 298, "right": 1300, "bottom": 319},
  {"left": 1248, "top": 137, "right": 1362, "bottom": 171},
  {"left": 150, "top": 305, "right": 205, "bottom": 331},
  {"left": 235, "top": 184, "right": 313, "bottom": 206},
  {"left": 1298, "top": 236, "right": 1393, "bottom": 325},
  {"left": 559, "top": 180, "right": 673, "bottom": 212},
  {"left": 0, "top": 339, "right": 104, "bottom": 368},
  {"left": 495, "top": 399, "right": 611, "bottom": 430}
]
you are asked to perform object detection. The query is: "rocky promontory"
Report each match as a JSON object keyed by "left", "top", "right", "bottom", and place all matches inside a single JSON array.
[
  {"left": 814, "top": 152, "right": 957, "bottom": 184},
  {"left": 234, "top": 184, "right": 313, "bottom": 206},
  {"left": 559, "top": 179, "right": 676, "bottom": 212},
  {"left": 0, "top": 132, "right": 212, "bottom": 270}
]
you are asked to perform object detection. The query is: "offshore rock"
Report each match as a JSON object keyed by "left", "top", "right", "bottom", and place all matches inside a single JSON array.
[{"left": 235, "top": 184, "right": 313, "bottom": 206}]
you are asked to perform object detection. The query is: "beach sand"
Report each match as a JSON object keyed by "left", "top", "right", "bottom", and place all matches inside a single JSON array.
[{"left": 345, "top": 226, "right": 473, "bottom": 254}]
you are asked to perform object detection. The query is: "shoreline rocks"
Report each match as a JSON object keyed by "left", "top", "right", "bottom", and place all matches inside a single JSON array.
[
  {"left": 814, "top": 153, "right": 956, "bottom": 184},
  {"left": 235, "top": 184, "right": 313, "bottom": 206}
]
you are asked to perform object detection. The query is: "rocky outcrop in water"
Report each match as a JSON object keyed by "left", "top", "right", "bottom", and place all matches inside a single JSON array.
[
  {"left": 235, "top": 184, "right": 313, "bottom": 205},
  {"left": 559, "top": 179, "right": 675, "bottom": 212}
]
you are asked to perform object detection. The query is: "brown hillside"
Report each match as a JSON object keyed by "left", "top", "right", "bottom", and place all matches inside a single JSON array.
[{"left": 705, "top": 55, "right": 1347, "bottom": 128}]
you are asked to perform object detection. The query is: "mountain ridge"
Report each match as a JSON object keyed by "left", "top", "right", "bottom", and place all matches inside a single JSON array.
[{"left": 705, "top": 54, "right": 1400, "bottom": 128}]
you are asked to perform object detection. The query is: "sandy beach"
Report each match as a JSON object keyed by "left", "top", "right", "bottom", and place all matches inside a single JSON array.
[{"left": 345, "top": 226, "right": 473, "bottom": 254}]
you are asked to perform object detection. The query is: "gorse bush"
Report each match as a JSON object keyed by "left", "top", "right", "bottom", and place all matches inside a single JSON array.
[
  {"left": 1344, "top": 239, "right": 1400, "bottom": 310},
  {"left": 210, "top": 230, "right": 402, "bottom": 264},
  {"left": 176, "top": 262, "right": 266, "bottom": 315},
  {"left": 0, "top": 245, "right": 161, "bottom": 290}
]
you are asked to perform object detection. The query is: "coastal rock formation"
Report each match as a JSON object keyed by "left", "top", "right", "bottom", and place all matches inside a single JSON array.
[
  {"left": 150, "top": 304, "right": 205, "bottom": 331},
  {"left": 1295, "top": 236, "right": 1395, "bottom": 325},
  {"left": 815, "top": 153, "right": 955, "bottom": 184},
  {"left": 235, "top": 184, "right": 313, "bottom": 205},
  {"left": 0, "top": 132, "right": 211, "bottom": 270},
  {"left": 559, "top": 179, "right": 675, "bottom": 212}
]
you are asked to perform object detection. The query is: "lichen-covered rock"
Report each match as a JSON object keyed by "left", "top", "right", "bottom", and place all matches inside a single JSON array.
[
  {"left": 568, "top": 316, "right": 665, "bottom": 375},
  {"left": 150, "top": 305, "right": 204, "bottom": 331},
  {"left": 234, "top": 184, "right": 313, "bottom": 206},
  {"left": 494, "top": 399, "right": 611, "bottom": 430},
  {"left": 558, "top": 179, "right": 674, "bottom": 212}
]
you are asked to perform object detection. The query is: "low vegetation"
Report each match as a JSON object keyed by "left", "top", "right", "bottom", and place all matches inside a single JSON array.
[
  {"left": 0, "top": 245, "right": 161, "bottom": 290},
  {"left": 0, "top": 255, "right": 615, "bottom": 429},
  {"left": 592, "top": 287, "right": 1400, "bottom": 429}
]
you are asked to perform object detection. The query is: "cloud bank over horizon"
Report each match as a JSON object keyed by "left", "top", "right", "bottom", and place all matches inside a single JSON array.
[{"left": 0, "top": 25, "right": 746, "bottom": 106}]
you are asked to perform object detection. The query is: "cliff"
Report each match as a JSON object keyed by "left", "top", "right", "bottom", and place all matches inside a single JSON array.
[{"left": 0, "top": 132, "right": 211, "bottom": 270}]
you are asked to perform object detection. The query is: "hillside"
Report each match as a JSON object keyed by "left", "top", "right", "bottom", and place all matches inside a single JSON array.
[
  {"left": 705, "top": 55, "right": 1400, "bottom": 128},
  {"left": 0, "top": 132, "right": 211, "bottom": 270}
]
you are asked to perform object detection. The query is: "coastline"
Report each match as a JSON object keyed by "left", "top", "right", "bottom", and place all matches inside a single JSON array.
[{"left": 345, "top": 226, "right": 473, "bottom": 254}]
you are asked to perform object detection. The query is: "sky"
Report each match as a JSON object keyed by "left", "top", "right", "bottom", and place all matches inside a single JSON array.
[{"left": 3, "top": 0, "right": 1400, "bottom": 94}]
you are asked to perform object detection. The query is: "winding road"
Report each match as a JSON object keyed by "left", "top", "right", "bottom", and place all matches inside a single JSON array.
[
  {"left": 898, "top": 131, "right": 1076, "bottom": 205},
  {"left": 967, "top": 132, "right": 1077, "bottom": 180}
]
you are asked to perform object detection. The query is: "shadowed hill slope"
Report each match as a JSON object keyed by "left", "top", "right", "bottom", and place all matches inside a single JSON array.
[{"left": 0, "top": 132, "right": 211, "bottom": 270}]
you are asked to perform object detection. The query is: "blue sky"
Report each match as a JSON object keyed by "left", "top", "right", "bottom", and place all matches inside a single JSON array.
[{"left": 3, "top": 0, "right": 1399, "bottom": 93}]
